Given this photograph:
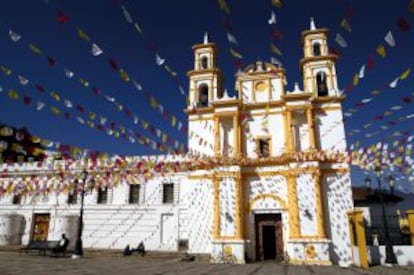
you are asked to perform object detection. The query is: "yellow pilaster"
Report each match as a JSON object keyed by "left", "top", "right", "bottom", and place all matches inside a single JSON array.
[
  {"left": 234, "top": 173, "right": 243, "bottom": 239},
  {"left": 314, "top": 171, "right": 326, "bottom": 238},
  {"left": 214, "top": 116, "right": 220, "bottom": 156},
  {"left": 287, "top": 174, "right": 300, "bottom": 238},
  {"left": 233, "top": 114, "right": 240, "bottom": 157},
  {"left": 306, "top": 107, "right": 316, "bottom": 150},
  {"left": 406, "top": 210, "right": 414, "bottom": 245},
  {"left": 284, "top": 110, "right": 293, "bottom": 152},
  {"left": 347, "top": 210, "right": 368, "bottom": 269},
  {"left": 213, "top": 176, "right": 220, "bottom": 239}
]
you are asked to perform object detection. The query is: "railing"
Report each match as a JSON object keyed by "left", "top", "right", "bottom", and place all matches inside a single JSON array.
[{"left": 365, "top": 215, "right": 411, "bottom": 246}]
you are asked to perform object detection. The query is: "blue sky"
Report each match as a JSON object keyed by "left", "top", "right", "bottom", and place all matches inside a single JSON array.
[{"left": 0, "top": 1, "right": 413, "bottom": 189}]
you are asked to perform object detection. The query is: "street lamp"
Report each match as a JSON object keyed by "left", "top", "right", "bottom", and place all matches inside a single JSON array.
[
  {"left": 388, "top": 175, "right": 395, "bottom": 196},
  {"left": 72, "top": 169, "right": 88, "bottom": 258},
  {"left": 364, "top": 166, "right": 398, "bottom": 265}
]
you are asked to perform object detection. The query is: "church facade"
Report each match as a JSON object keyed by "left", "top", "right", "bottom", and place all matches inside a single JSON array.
[{"left": 0, "top": 20, "right": 354, "bottom": 266}]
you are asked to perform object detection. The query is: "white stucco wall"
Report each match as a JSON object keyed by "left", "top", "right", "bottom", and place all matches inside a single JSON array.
[{"left": 297, "top": 173, "right": 317, "bottom": 236}]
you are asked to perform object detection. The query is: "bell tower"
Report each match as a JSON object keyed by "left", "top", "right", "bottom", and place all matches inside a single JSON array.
[
  {"left": 300, "top": 18, "right": 340, "bottom": 97},
  {"left": 186, "top": 34, "right": 224, "bottom": 157},
  {"left": 187, "top": 33, "right": 223, "bottom": 109}
]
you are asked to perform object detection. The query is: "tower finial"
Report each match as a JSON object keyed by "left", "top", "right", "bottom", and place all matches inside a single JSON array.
[
  {"left": 203, "top": 32, "right": 209, "bottom": 44},
  {"left": 310, "top": 17, "right": 316, "bottom": 30}
]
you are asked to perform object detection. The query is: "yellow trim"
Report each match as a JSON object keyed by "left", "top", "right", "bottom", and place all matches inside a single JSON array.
[
  {"left": 213, "top": 176, "right": 220, "bottom": 239},
  {"left": 307, "top": 107, "right": 316, "bottom": 150},
  {"left": 314, "top": 171, "right": 326, "bottom": 238},
  {"left": 314, "top": 106, "right": 342, "bottom": 112},
  {"left": 406, "top": 210, "right": 414, "bottom": 245},
  {"left": 285, "top": 109, "right": 293, "bottom": 152},
  {"left": 249, "top": 193, "right": 288, "bottom": 210},
  {"left": 211, "top": 100, "right": 241, "bottom": 108},
  {"left": 248, "top": 110, "right": 283, "bottom": 116},
  {"left": 187, "top": 174, "right": 212, "bottom": 180},
  {"left": 184, "top": 107, "right": 214, "bottom": 115},
  {"left": 233, "top": 114, "right": 240, "bottom": 157},
  {"left": 290, "top": 259, "right": 332, "bottom": 266},
  {"left": 312, "top": 96, "right": 345, "bottom": 103},
  {"left": 188, "top": 116, "right": 214, "bottom": 121},
  {"left": 214, "top": 116, "right": 219, "bottom": 156},
  {"left": 287, "top": 174, "right": 301, "bottom": 238},
  {"left": 234, "top": 173, "right": 243, "bottom": 239},
  {"left": 348, "top": 210, "right": 369, "bottom": 269}
]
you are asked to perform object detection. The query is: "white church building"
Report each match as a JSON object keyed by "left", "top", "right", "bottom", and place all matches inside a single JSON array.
[{"left": 0, "top": 20, "right": 354, "bottom": 266}]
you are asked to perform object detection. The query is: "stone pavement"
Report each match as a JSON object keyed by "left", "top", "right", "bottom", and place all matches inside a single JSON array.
[{"left": 1, "top": 252, "right": 414, "bottom": 275}]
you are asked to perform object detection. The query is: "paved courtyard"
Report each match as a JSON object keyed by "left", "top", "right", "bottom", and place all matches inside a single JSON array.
[{"left": 1, "top": 252, "right": 414, "bottom": 275}]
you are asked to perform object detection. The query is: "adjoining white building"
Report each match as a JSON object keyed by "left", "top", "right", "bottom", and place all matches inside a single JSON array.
[{"left": 0, "top": 19, "right": 354, "bottom": 266}]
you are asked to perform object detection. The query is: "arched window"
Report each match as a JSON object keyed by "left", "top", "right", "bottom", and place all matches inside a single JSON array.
[
  {"left": 313, "top": 42, "right": 321, "bottom": 56},
  {"left": 200, "top": 56, "right": 209, "bottom": 69},
  {"left": 316, "top": 72, "right": 328, "bottom": 96},
  {"left": 198, "top": 84, "right": 209, "bottom": 107}
]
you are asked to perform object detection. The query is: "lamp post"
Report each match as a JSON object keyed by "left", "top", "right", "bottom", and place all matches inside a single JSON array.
[
  {"left": 72, "top": 169, "right": 88, "bottom": 258},
  {"left": 364, "top": 166, "right": 398, "bottom": 265}
]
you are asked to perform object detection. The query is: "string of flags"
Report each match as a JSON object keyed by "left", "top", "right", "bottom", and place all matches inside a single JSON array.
[
  {"left": 269, "top": 0, "right": 283, "bottom": 66},
  {"left": 116, "top": 3, "right": 186, "bottom": 97},
  {"left": 331, "top": 1, "right": 354, "bottom": 56},
  {"left": 0, "top": 65, "right": 186, "bottom": 153},
  {"left": 1, "top": 139, "right": 413, "bottom": 198},
  {"left": 344, "top": 5, "right": 412, "bottom": 93},
  {"left": 5, "top": 27, "right": 187, "bottom": 138},
  {"left": 217, "top": 0, "right": 244, "bottom": 68},
  {"left": 42, "top": 2, "right": 188, "bottom": 135}
]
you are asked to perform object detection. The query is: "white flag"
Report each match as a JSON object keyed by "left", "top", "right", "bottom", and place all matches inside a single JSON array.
[
  {"left": 227, "top": 33, "right": 238, "bottom": 45},
  {"left": 389, "top": 77, "right": 399, "bottom": 88},
  {"left": 132, "top": 79, "right": 142, "bottom": 91},
  {"left": 100, "top": 116, "right": 107, "bottom": 125},
  {"left": 121, "top": 5, "right": 132, "bottom": 24},
  {"left": 158, "top": 104, "right": 164, "bottom": 115},
  {"left": 268, "top": 10, "right": 277, "bottom": 24},
  {"left": 156, "top": 129, "right": 161, "bottom": 138},
  {"left": 64, "top": 99, "right": 73, "bottom": 108},
  {"left": 335, "top": 33, "right": 348, "bottom": 48},
  {"left": 155, "top": 53, "right": 165, "bottom": 66},
  {"left": 270, "top": 57, "right": 282, "bottom": 66},
  {"left": 178, "top": 85, "right": 185, "bottom": 95},
  {"left": 18, "top": 75, "right": 29, "bottom": 85},
  {"left": 64, "top": 68, "right": 74, "bottom": 78},
  {"left": 133, "top": 115, "right": 139, "bottom": 124},
  {"left": 9, "top": 29, "right": 21, "bottom": 42},
  {"left": 384, "top": 31, "right": 395, "bottom": 47},
  {"left": 36, "top": 101, "right": 45, "bottom": 111},
  {"left": 361, "top": 98, "right": 372, "bottom": 103},
  {"left": 91, "top": 43, "right": 103, "bottom": 56},
  {"left": 358, "top": 65, "right": 365, "bottom": 79},
  {"left": 77, "top": 117, "right": 85, "bottom": 125},
  {"left": 390, "top": 105, "right": 402, "bottom": 111},
  {"left": 104, "top": 95, "right": 115, "bottom": 102}
]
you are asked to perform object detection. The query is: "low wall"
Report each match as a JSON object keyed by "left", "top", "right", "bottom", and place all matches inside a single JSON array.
[{"left": 368, "top": 245, "right": 414, "bottom": 266}]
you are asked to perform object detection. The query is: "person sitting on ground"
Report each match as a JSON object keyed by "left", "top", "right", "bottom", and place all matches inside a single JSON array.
[
  {"left": 136, "top": 241, "right": 145, "bottom": 256},
  {"left": 53, "top": 233, "right": 69, "bottom": 256},
  {"left": 123, "top": 244, "right": 132, "bottom": 256}
]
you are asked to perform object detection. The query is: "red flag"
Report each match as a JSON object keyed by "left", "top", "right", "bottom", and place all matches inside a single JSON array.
[
  {"left": 92, "top": 87, "right": 101, "bottom": 95},
  {"left": 367, "top": 55, "right": 375, "bottom": 69},
  {"left": 346, "top": 4, "right": 354, "bottom": 18},
  {"left": 397, "top": 17, "right": 411, "bottom": 31},
  {"left": 35, "top": 84, "right": 45, "bottom": 93},
  {"left": 234, "top": 60, "right": 244, "bottom": 68},
  {"left": 47, "top": 57, "right": 57, "bottom": 66},
  {"left": 402, "top": 97, "right": 412, "bottom": 104},
  {"left": 271, "top": 29, "right": 284, "bottom": 40},
  {"left": 57, "top": 11, "right": 68, "bottom": 24},
  {"left": 75, "top": 105, "right": 85, "bottom": 113},
  {"left": 330, "top": 48, "right": 341, "bottom": 57},
  {"left": 375, "top": 115, "right": 383, "bottom": 120},
  {"left": 23, "top": 96, "right": 32, "bottom": 105},
  {"left": 109, "top": 58, "right": 119, "bottom": 70},
  {"left": 64, "top": 112, "right": 71, "bottom": 120}
]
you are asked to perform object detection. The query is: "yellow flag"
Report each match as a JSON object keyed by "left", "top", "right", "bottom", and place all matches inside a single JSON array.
[
  {"left": 399, "top": 68, "right": 411, "bottom": 80},
  {"left": 149, "top": 97, "right": 158, "bottom": 108},
  {"left": 50, "top": 92, "right": 60, "bottom": 101},
  {"left": 77, "top": 28, "right": 90, "bottom": 41},
  {"left": 50, "top": 106, "right": 61, "bottom": 116},
  {"left": 162, "top": 134, "right": 167, "bottom": 143},
  {"left": 353, "top": 73, "right": 359, "bottom": 86},
  {"left": 230, "top": 48, "right": 243, "bottom": 59},
  {"left": 218, "top": 0, "right": 231, "bottom": 15},
  {"left": 272, "top": 0, "right": 283, "bottom": 8},
  {"left": 340, "top": 18, "right": 352, "bottom": 32},
  {"left": 376, "top": 45, "right": 386, "bottom": 58},
  {"left": 89, "top": 112, "right": 96, "bottom": 120},
  {"left": 270, "top": 43, "right": 283, "bottom": 56},
  {"left": 171, "top": 116, "right": 177, "bottom": 127},
  {"left": 1, "top": 66, "right": 12, "bottom": 76},
  {"left": 8, "top": 89, "right": 19, "bottom": 100},
  {"left": 141, "top": 120, "right": 148, "bottom": 129},
  {"left": 29, "top": 44, "right": 42, "bottom": 55},
  {"left": 119, "top": 69, "right": 130, "bottom": 82},
  {"left": 384, "top": 111, "right": 392, "bottom": 116},
  {"left": 409, "top": 0, "right": 414, "bottom": 13}
]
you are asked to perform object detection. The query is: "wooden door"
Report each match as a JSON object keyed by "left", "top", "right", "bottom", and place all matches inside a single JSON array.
[
  {"left": 32, "top": 214, "right": 50, "bottom": 241},
  {"left": 255, "top": 214, "right": 283, "bottom": 261}
]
